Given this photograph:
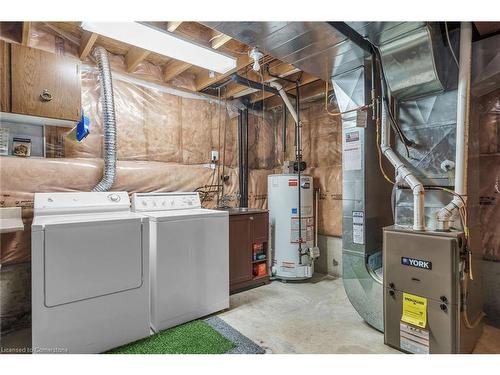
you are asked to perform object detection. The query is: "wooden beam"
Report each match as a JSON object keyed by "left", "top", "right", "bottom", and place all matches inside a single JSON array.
[
  {"left": 21, "top": 22, "right": 31, "bottom": 46},
  {"left": 166, "top": 22, "right": 183, "bottom": 32},
  {"left": 224, "top": 83, "right": 250, "bottom": 98},
  {"left": 79, "top": 30, "right": 98, "bottom": 60},
  {"left": 163, "top": 60, "right": 192, "bottom": 81},
  {"left": 211, "top": 33, "right": 232, "bottom": 49},
  {"left": 43, "top": 22, "right": 80, "bottom": 46},
  {"left": 125, "top": 47, "right": 151, "bottom": 73},
  {"left": 249, "top": 72, "right": 318, "bottom": 103},
  {"left": 195, "top": 54, "right": 253, "bottom": 91}
]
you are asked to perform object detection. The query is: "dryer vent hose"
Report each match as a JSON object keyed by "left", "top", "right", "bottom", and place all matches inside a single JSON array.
[{"left": 92, "top": 47, "right": 117, "bottom": 192}]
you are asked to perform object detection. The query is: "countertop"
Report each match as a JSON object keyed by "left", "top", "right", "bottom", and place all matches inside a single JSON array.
[{"left": 216, "top": 207, "right": 268, "bottom": 216}]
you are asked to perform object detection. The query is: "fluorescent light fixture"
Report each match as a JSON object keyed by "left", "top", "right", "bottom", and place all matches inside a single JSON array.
[{"left": 81, "top": 22, "right": 237, "bottom": 74}]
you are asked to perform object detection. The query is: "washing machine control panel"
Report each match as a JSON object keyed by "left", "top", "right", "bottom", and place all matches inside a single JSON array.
[
  {"left": 132, "top": 193, "right": 201, "bottom": 212},
  {"left": 34, "top": 192, "right": 131, "bottom": 215}
]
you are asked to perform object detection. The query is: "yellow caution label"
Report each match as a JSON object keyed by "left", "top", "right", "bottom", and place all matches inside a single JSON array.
[{"left": 401, "top": 292, "right": 427, "bottom": 328}]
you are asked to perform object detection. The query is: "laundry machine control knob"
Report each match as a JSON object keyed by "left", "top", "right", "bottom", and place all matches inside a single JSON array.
[{"left": 108, "top": 193, "right": 121, "bottom": 202}]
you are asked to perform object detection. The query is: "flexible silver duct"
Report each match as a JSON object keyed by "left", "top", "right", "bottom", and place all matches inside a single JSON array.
[
  {"left": 92, "top": 47, "right": 117, "bottom": 192},
  {"left": 437, "top": 22, "right": 472, "bottom": 230}
]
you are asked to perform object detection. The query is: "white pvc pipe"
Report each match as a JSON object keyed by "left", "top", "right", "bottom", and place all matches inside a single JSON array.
[
  {"left": 380, "top": 102, "right": 425, "bottom": 231},
  {"left": 270, "top": 82, "right": 299, "bottom": 124},
  {"left": 437, "top": 22, "right": 472, "bottom": 231}
]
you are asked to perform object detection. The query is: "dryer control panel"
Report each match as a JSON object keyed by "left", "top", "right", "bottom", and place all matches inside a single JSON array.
[{"left": 131, "top": 192, "right": 201, "bottom": 212}]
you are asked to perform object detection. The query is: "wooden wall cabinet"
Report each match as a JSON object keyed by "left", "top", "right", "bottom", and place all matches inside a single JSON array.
[
  {"left": 0, "top": 40, "right": 10, "bottom": 113},
  {"left": 1, "top": 41, "right": 81, "bottom": 122},
  {"left": 229, "top": 211, "right": 270, "bottom": 294}
]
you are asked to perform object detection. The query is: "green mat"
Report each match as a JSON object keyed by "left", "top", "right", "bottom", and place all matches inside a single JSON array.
[{"left": 106, "top": 320, "right": 235, "bottom": 354}]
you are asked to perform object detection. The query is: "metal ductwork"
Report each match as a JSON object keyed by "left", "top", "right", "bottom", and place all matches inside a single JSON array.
[{"left": 92, "top": 47, "right": 117, "bottom": 192}]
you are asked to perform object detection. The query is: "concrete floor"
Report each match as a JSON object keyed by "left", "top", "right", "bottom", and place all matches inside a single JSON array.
[
  {"left": 219, "top": 275, "right": 398, "bottom": 354},
  {"left": 2, "top": 274, "right": 499, "bottom": 354}
]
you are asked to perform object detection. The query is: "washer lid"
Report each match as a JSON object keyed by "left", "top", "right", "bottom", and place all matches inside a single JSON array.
[
  {"left": 140, "top": 208, "right": 228, "bottom": 222},
  {"left": 32, "top": 211, "right": 144, "bottom": 231}
]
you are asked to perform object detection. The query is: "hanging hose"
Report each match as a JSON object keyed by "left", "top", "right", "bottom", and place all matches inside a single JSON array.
[{"left": 92, "top": 47, "right": 117, "bottom": 192}]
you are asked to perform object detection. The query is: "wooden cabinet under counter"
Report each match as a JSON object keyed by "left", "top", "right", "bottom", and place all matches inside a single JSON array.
[{"left": 224, "top": 208, "right": 270, "bottom": 294}]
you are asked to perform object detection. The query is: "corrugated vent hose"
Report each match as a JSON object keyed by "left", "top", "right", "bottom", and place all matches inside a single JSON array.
[{"left": 92, "top": 47, "right": 117, "bottom": 192}]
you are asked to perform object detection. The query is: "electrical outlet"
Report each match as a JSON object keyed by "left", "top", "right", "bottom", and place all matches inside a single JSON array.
[{"left": 211, "top": 150, "right": 219, "bottom": 162}]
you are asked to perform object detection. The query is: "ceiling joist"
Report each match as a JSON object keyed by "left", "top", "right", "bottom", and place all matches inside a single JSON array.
[
  {"left": 125, "top": 47, "right": 151, "bottom": 73},
  {"left": 163, "top": 60, "right": 192, "bottom": 81},
  {"left": 195, "top": 54, "right": 253, "bottom": 92},
  {"left": 10, "top": 21, "right": 320, "bottom": 104},
  {"left": 21, "top": 22, "right": 31, "bottom": 46},
  {"left": 166, "top": 22, "right": 183, "bottom": 32},
  {"left": 210, "top": 33, "right": 232, "bottom": 49},
  {"left": 79, "top": 30, "right": 98, "bottom": 60}
]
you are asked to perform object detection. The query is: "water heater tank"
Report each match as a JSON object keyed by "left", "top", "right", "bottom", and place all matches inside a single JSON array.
[{"left": 268, "top": 174, "right": 314, "bottom": 280}]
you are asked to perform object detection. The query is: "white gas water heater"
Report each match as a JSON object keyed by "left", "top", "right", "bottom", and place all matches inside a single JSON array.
[
  {"left": 268, "top": 174, "right": 318, "bottom": 280},
  {"left": 266, "top": 81, "right": 320, "bottom": 281}
]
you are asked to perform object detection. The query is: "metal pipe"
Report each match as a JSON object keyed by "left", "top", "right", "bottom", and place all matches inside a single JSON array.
[
  {"left": 244, "top": 109, "right": 249, "bottom": 207},
  {"left": 282, "top": 104, "right": 287, "bottom": 156},
  {"left": 92, "top": 47, "right": 117, "bottom": 192},
  {"left": 314, "top": 188, "right": 320, "bottom": 247},
  {"left": 296, "top": 82, "right": 303, "bottom": 258},
  {"left": 437, "top": 22, "right": 472, "bottom": 231},
  {"left": 237, "top": 110, "right": 244, "bottom": 207}
]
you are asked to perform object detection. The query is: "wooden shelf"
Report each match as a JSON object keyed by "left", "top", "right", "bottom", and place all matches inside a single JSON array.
[
  {"left": 252, "top": 258, "right": 267, "bottom": 264},
  {"left": 252, "top": 274, "right": 269, "bottom": 281}
]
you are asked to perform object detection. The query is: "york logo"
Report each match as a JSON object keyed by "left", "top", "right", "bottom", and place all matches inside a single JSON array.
[{"left": 401, "top": 257, "right": 432, "bottom": 270}]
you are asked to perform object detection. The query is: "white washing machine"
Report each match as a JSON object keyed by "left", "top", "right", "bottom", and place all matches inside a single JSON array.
[
  {"left": 131, "top": 192, "right": 229, "bottom": 332},
  {"left": 32, "top": 192, "right": 150, "bottom": 354}
]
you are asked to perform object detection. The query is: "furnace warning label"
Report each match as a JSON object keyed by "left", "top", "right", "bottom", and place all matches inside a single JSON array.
[
  {"left": 400, "top": 322, "right": 429, "bottom": 354},
  {"left": 401, "top": 293, "right": 427, "bottom": 328},
  {"left": 352, "top": 211, "right": 364, "bottom": 245},
  {"left": 343, "top": 130, "right": 362, "bottom": 171}
]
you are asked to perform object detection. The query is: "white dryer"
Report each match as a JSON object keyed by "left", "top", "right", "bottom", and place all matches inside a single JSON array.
[
  {"left": 32, "top": 192, "right": 150, "bottom": 354},
  {"left": 131, "top": 192, "right": 229, "bottom": 332}
]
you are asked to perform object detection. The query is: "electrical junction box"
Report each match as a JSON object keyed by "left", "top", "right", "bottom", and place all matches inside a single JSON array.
[{"left": 383, "top": 226, "right": 483, "bottom": 354}]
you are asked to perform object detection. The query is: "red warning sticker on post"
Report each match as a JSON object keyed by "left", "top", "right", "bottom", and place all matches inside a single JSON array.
[{"left": 288, "top": 179, "right": 298, "bottom": 186}]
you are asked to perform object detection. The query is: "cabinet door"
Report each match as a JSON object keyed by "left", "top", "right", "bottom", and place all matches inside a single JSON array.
[
  {"left": 229, "top": 215, "right": 253, "bottom": 285},
  {"left": 252, "top": 212, "right": 269, "bottom": 242},
  {"left": 0, "top": 40, "right": 10, "bottom": 112},
  {"left": 11, "top": 43, "right": 81, "bottom": 121}
]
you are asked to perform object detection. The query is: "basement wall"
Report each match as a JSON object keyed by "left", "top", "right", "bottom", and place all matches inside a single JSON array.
[{"left": 0, "top": 25, "right": 345, "bottom": 333}]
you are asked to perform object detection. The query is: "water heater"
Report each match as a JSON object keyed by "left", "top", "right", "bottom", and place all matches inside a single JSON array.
[{"left": 268, "top": 174, "right": 315, "bottom": 280}]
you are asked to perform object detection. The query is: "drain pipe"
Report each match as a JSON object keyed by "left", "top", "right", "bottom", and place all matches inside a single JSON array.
[
  {"left": 380, "top": 101, "right": 425, "bottom": 231},
  {"left": 92, "top": 47, "right": 117, "bottom": 192},
  {"left": 437, "top": 22, "right": 472, "bottom": 231}
]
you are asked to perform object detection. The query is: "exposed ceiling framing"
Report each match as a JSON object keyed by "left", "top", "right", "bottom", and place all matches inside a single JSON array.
[{"left": 0, "top": 21, "right": 326, "bottom": 107}]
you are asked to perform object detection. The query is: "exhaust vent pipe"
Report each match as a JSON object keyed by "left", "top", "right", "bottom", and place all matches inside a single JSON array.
[
  {"left": 380, "top": 102, "right": 425, "bottom": 231},
  {"left": 437, "top": 22, "right": 472, "bottom": 231},
  {"left": 92, "top": 47, "right": 117, "bottom": 192}
]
